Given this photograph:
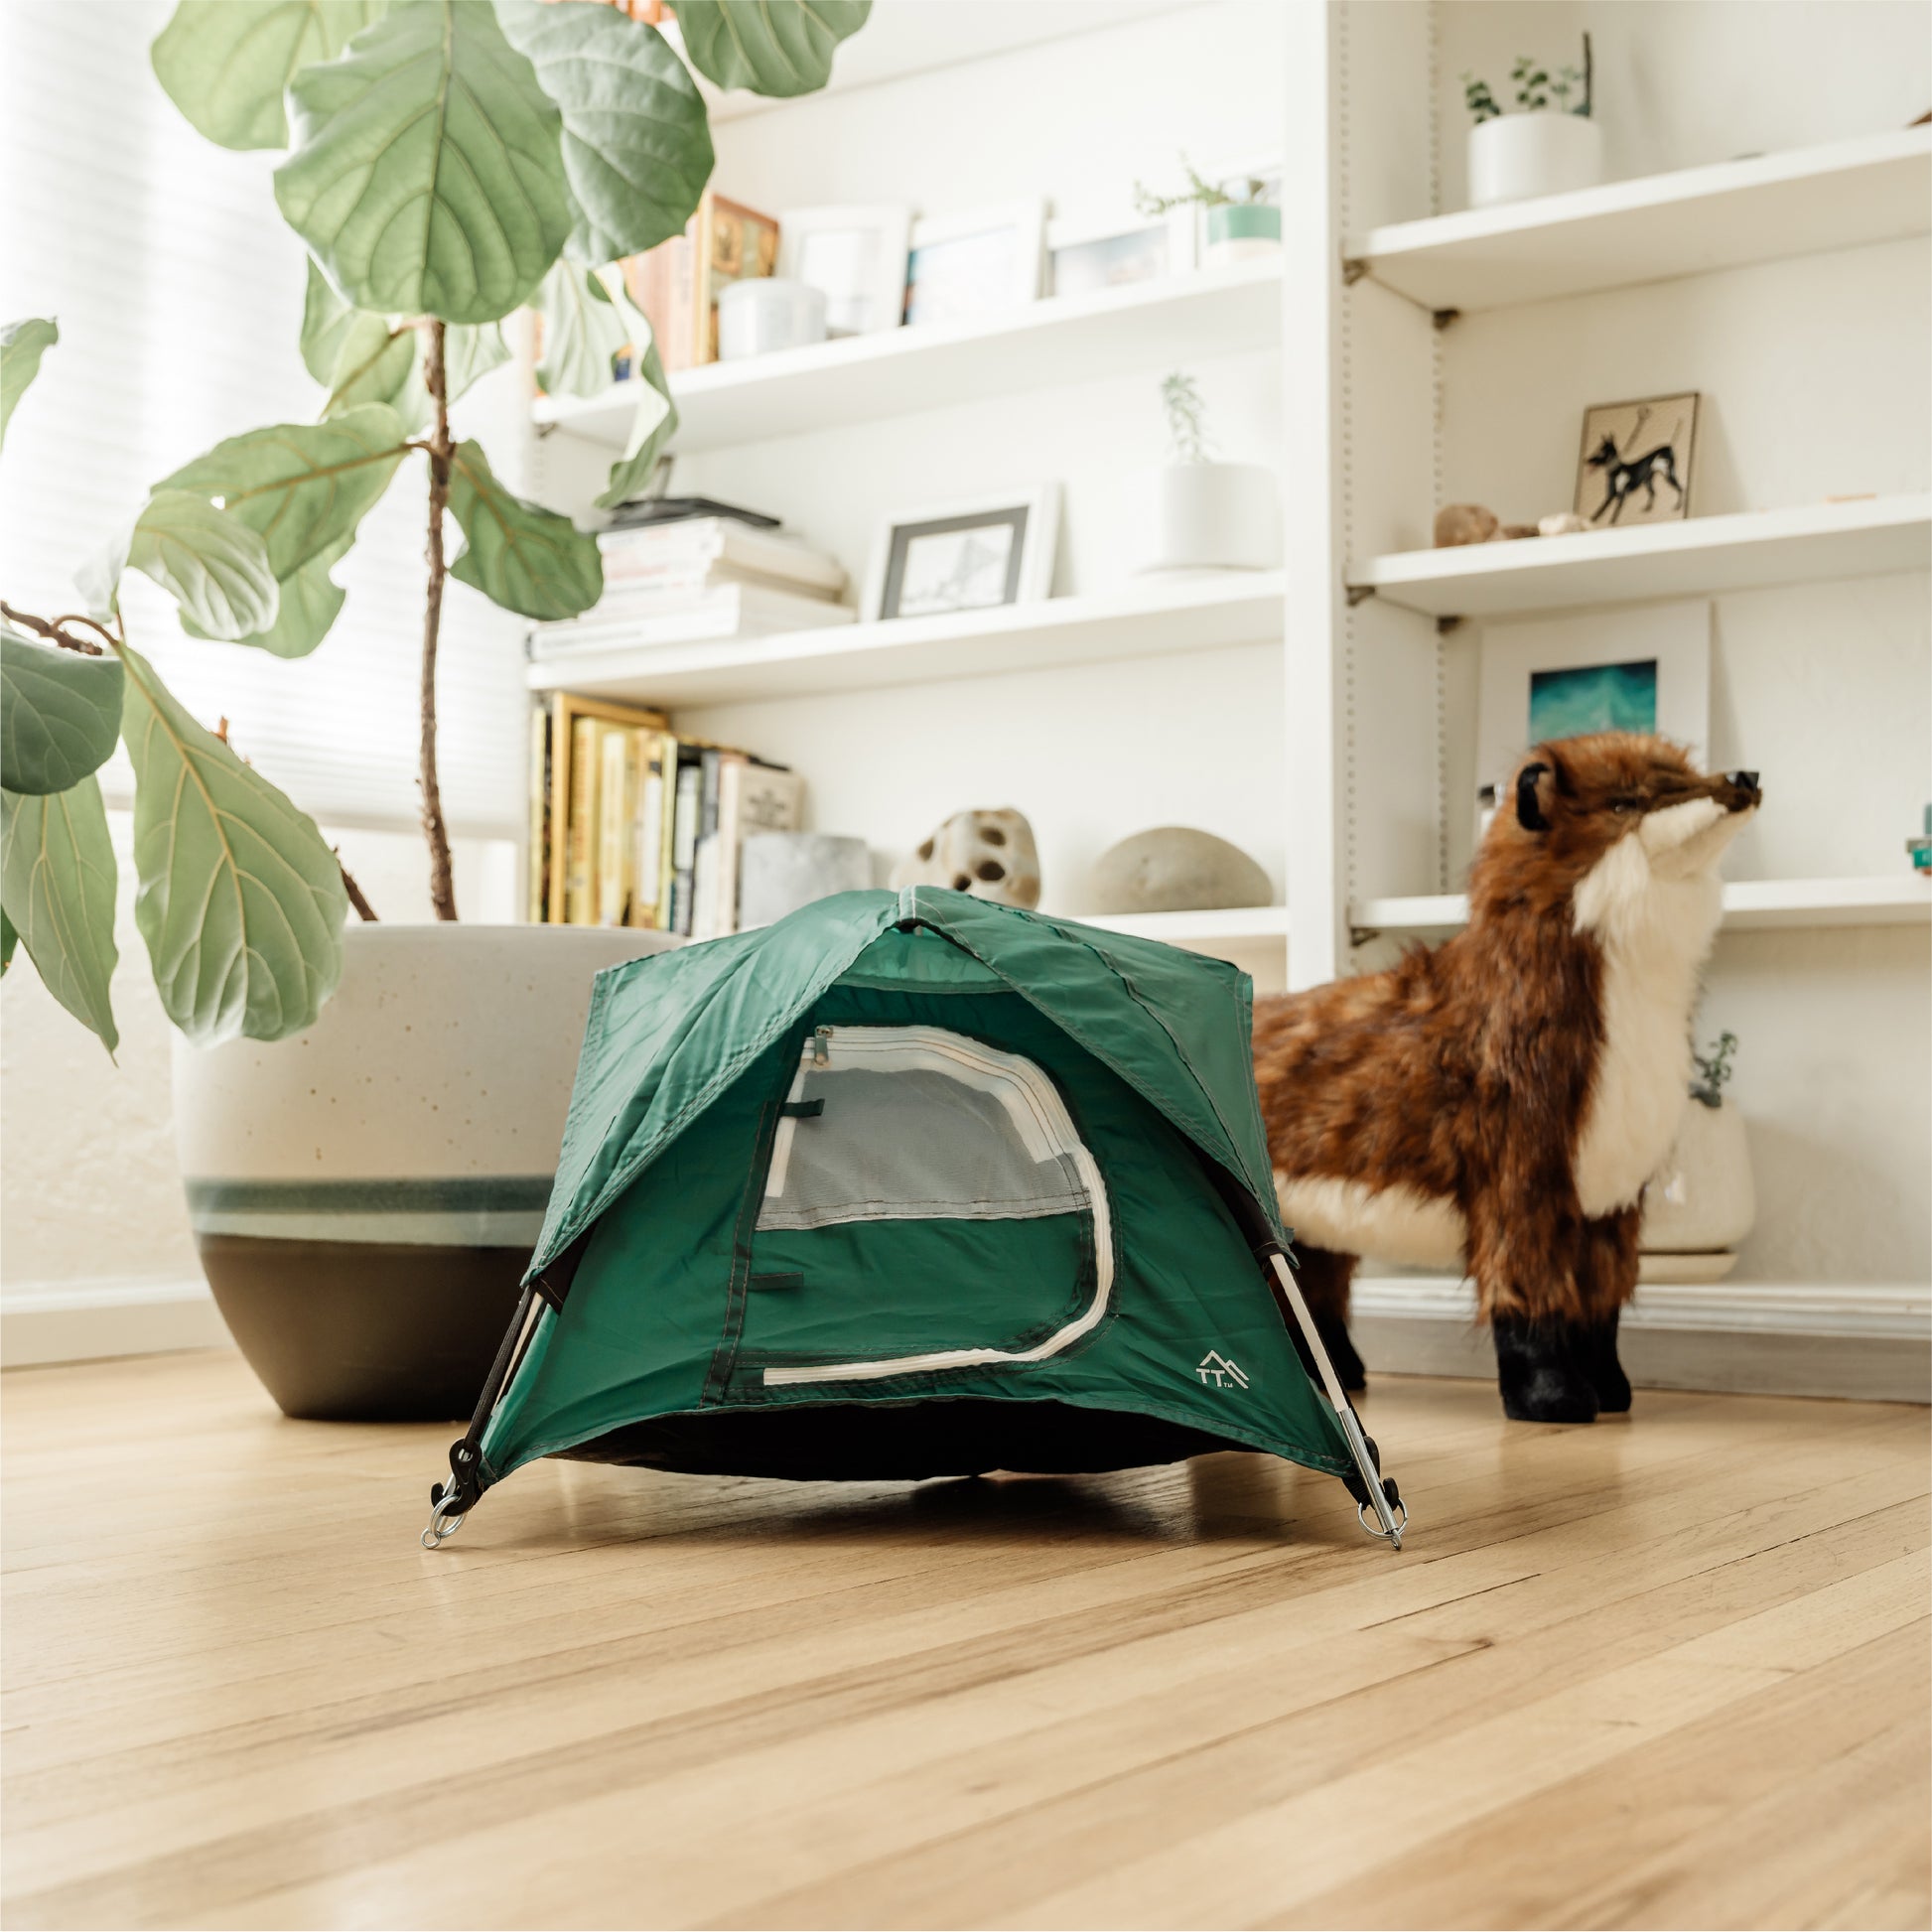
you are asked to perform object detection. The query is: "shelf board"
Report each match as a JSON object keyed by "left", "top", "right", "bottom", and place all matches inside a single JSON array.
[
  {"left": 1349, "top": 494, "right": 1931, "bottom": 621},
  {"left": 1349, "top": 126, "right": 1932, "bottom": 313},
  {"left": 524, "top": 571, "right": 1285, "bottom": 708},
  {"left": 534, "top": 258, "right": 1282, "bottom": 455},
  {"left": 1351, "top": 876, "right": 1932, "bottom": 937}
]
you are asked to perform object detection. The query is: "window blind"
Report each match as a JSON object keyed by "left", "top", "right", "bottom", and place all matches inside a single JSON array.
[{"left": 0, "top": 0, "right": 530, "bottom": 838}]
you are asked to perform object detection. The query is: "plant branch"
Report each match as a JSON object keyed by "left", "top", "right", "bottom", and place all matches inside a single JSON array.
[
  {"left": 420, "top": 318, "right": 458, "bottom": 922},
  {"left": 334, "top": 848, "right": 380, "bottom": 922},
  {"left": 1, "top": 600, "right": 108, "bottom": 654}
]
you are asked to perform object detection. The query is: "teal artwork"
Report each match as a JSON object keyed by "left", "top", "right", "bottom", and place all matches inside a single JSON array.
[{"left": 1529, "top": 657, "right": 1658, "bottom": 740}]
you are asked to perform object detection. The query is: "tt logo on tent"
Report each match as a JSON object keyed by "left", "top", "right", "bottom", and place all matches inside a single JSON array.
[{"left": 1197, "top": 1351, "right": 1249, "bottom": 1390}]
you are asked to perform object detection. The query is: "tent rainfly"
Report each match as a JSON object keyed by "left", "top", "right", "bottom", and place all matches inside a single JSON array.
[{"left": 423, "top": 889, "right": 1406, "bottom": 1548}]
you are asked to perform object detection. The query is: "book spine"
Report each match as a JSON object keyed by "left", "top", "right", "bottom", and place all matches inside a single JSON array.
[
  {"left": 714, "top": 752, "right": 747, "bottom": 938},
  {"left": 597, "top": 726, "right": 632, "bottom": 926},
  {"left": 564, "top": 716, "right": 600, "bottom": 925},
  {"left": 633, "top": 730, "right": 667, "bottom": 928},
  {"left": 546, "top": 696, "right": 571, "bottom": 924},
  {"left": 527, "top": 702, "right": 549, "bottom": 923},
  {"left": 670, "top": 749, "right": 701, "bottom": 935}
]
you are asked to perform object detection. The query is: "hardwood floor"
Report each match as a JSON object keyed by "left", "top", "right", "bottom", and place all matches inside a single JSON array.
[{"left": 2, "top": 1348, "right": 1926, "bottom": 1930}]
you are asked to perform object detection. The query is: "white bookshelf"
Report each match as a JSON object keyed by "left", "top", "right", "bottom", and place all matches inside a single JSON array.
[
  {"left": 524, "top": 572, "right": 1285, "bottom": 706},
  {"left": 1075, "top": 903, "right": 1287, "bottom": 943},
  {"left": 535, "top": 257, "right": 1282, "bottom": 455},
  {"left": 1348, "top": 494, "right": 1931, "bottom": 621},
  {"left": 1351, "top": 876, "right": 1932, "bottom": 938},
  {"left": 1348, "top": 126, "right": 1932, "bottom": 314}
]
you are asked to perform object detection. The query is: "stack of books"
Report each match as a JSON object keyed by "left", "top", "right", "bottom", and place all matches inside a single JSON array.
[
  {"left": 528, "top": 692, "right": 802, "bottom": 940},
  {"left": 527, "top": 515, "right": 850, "bottom": 664}
]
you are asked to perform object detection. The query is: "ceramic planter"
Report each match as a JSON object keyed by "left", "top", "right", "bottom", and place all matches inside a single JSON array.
[
  {"left": 1467, "top": 112, "right": 1604, "bottom": 207},
  {"left": 1138, "top": 461, "right": 1282, "bottom": 574},
  {"left": 1640, "top": 1095, "right": 1755, "bottom": 1282},
  {"left": 1203, "top": 203, "right": 1281, "bottom": 267},
  {"left": 173, "top": 923, "right": 676, "bottom": 1421}
]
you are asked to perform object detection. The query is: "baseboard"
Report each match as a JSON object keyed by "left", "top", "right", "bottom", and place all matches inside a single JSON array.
[
  {"left": 0, "top": 1278, "right": 232, "bottom": 1368},
  {"left": 1352, "top": 1277, "right": 1932, "bottom": 1404}
]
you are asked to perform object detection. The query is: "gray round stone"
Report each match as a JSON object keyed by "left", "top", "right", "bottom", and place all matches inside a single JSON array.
[{"left": 1091, "top": 827, "right": 1272, "bottom": 913}]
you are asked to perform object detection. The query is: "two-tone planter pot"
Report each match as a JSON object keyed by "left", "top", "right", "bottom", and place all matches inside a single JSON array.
[{"left": 173, "top": 923, "right": 674, "bottom": 1421}]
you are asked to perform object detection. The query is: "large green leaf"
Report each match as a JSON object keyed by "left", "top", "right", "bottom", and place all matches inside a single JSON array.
[
  {"left": 497, "top": 0, "right": 712, "bottom": 263},
  {"left": 323, "top": 313, "right": 430, "bottom": 430},
  {"left": 191, "top": 534, "right": 356, "bottom": 659},
  {"left": 160, "top": 406, "right": 406, "bottom": 581},
  {"left": 300, "top": 257, "right": 358, "bottom": 383},
  {"left": 1, "top": 317, "right": 58, "bottom": 455},
  {"left": 275, "top": 0, "right": 573, "bottom": 325},
  {"left": 672, "top": 0, "right": 869, "bottom": 97},
  {"left": 1, "top": 630, "right": 126, "bottom": 794},
  {"left": 153, "top": 0, "right": 386, "bottom": 150},
  {"left": 0, "top": 776, "right": 119, "bottom": 1052},
  {"left": 128, "top": 492, "right": 282, "bottom": 641},
  {"left": 447, "top": 440, "right": 602, "bottom": 619},
  {"left": 118, "top": 646, "right": 345, "bottom": 1043},
  {"left": 594, "top": 336, "right": 677, "bottom": 509},
  {"left": 534, "top": 262, "right": 630, "bottom": 398}
]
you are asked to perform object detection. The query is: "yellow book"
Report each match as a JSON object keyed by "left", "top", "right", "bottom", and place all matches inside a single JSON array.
[
  {"left": 597, "top": 725, "right": 635, "bottom": 926},
  {"left": 526, "top": 701, "right": 549, "bottom": 923},
  {"left": 564, "top": 715, "right": 600, "bottom": 925}
]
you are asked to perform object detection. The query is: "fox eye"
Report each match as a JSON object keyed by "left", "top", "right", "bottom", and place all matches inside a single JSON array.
[{"left": 1607, "top": 797, "right": 1639, "bottom": 814}]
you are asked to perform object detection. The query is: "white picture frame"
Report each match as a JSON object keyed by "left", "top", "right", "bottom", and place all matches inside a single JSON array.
[
  {"left": 776, "top": 204, "right": 911, "bottom": 339},
  {"left": 901, "top": 200, "right": 1046, "bottom": 329},
  {"left": 1043, "top": 204, "right": 1197, "bottom": 300},
  {"left": 862, "top": 485, "right": 1062, "bottom": 623},
  {"left": 1474, "top": 601, "right": 1713, "bottom": 839}
]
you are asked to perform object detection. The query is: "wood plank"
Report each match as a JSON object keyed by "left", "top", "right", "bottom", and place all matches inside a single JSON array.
[{"left": 2, "top": 1352, "right": 1925, "bottom": 1930}]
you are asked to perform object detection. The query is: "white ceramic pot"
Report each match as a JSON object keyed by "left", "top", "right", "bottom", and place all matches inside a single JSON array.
[
  {"left": 1137, "top": 462, "right": 1282, "bottom": 574},
  {"left": 1467, "top": 112, "right": 1604, "bottom": 208},
  {"left": 1641, "top": 1095, "right": 1755, "bottom": 1261},
  {"left": 173, "top": 923, "right": 677, "bottom": 1420}
]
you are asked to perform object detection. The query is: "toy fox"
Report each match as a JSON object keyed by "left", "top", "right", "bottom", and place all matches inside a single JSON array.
[{"left": 1254, "top": 734, "right": 1760, "bottom": 1424}]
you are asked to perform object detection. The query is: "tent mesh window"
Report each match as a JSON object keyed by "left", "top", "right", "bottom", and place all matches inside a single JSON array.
[{"left": 758, "top": 1027, "right": 1094, "bottom": 1231}]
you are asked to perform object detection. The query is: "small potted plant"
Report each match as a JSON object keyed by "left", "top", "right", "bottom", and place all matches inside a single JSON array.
[
  {"left": 1640, "top": 1031, "right": 1756, "bottom": 1280},
  {"left": 1134, "top": 158, "right": 1279, "bottom": 268},
  {"left": 1462, "top": 35, "right": 1603, "bottom": 207},
  {"left": 1136, "top": 372, "right": 1281, "bottom": 576}
]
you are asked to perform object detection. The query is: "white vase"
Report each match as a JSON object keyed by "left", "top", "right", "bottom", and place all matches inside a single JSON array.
[
  {"left": 1467, "top": 112, "right": 1604, "bottom": 208},
  {"left": 1641, "top": 1095, "right": 1756, "bottom": 1258},
  {"left": 1137, "top": 462, "right": 1282, "bottom": 574},
  {"left": 172, "top": 923, "right": 678, "bottom": 1420}
]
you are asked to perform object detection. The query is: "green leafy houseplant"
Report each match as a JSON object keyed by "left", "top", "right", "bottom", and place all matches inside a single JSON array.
[
  {"left": 1161, "top": 371, "right": 1209, "bottom": 464},
  {"left": 0, "top": 0, "right": 871, "bottom": 1053},
  {"left": 1133, "top": 156, "right": 1273, "bottom": 218},
  {"left": 1462, "top": 34, "right": 1593, "bottom": 122}
]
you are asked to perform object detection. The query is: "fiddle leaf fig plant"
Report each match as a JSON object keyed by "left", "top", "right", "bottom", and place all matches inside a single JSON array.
[
  {"left": 0, "top": 327, "right": 348, "bottom": 1055},
  {"left": 136, "top": 0, "right": 868, "bottom": 922}
]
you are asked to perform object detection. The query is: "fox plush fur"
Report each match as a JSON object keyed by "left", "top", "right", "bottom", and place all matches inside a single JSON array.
[{"left": 1254, "top": 734, "right": 1760, "bottom": 1424}]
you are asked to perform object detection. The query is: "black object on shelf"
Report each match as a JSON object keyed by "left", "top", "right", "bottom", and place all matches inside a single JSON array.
[{"left": 606, "top": 495, "right": 782, "bottom": 532}]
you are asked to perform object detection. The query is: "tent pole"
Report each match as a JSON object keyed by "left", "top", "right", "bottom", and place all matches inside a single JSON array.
[
  {"left": 1265, "top": 1250, "right": 1407, "bottom": 1549},
  {"left": 422, "top": 1282, "right": 544, "bottom": 1550}
]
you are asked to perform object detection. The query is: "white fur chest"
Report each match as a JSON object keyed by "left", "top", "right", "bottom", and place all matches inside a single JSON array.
[{"left": 1572, "top": 836, "right": 1725, "bottom": 1217}]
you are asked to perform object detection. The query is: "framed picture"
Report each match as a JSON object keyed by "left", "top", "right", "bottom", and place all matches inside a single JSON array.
[
  {"left": 863, "top": 485, "right": 1061, "bottom": 622},
  {"left": 1044, "top": 205, "right": 1196, "bottom": 300},
  {"left": 776, "top": 205, "right": 911, "bottom": 338},
  {"left": 1575, "top": 392, "right": 1700, "bottom": 527},
  {"left": 1474, "top": 601, "right": 1712, "bottom": 838},
  {"left": 902, "top": 200, "right": 1046, "bottom": 328}
]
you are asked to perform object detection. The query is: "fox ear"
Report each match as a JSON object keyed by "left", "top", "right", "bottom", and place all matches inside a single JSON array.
[{"left": 1516, "top": 761, "right": 1552, "bottom": 832}]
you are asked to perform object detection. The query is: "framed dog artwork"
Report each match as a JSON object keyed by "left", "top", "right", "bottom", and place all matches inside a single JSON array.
[{"left": 1574, "top": 392, "right": 1700, "bottom": 527}]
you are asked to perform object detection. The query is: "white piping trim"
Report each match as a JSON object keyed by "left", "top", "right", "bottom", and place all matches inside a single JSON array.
[{"left": 760, "top": 1026, "right": 1114, "bottom": 1387}]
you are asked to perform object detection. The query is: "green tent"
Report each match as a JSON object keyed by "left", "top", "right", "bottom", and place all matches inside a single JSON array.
[{"left": 424, "top": 889, "right": 1404, "bottom": 1547}]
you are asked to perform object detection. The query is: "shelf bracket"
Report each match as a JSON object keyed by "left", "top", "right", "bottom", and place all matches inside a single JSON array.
[
  {"left": 1345, "top": 585, "right": 1377, "bottom": 609},
  {"left": 1340, "top": 257, "right": 1369, "bottom": 287},
  {"left": 1348, "top": 924, "right": 1382, "bottom": 949},
  {"left": 1436, "top": 614, "right": 1465, "bottom": 635},
  {"left": 1431, "top": 307, "right": 1461, "bottom": 332}
]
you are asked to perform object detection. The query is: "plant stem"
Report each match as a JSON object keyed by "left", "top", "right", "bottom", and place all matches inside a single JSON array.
[{"left": 420, "top": 318, "right": 458, "bottom": 922}]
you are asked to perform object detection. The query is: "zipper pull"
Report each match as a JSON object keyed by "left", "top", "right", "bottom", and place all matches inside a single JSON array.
[{"left": 812, "top": 1026, "right": 833, "bottom": 1068}]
